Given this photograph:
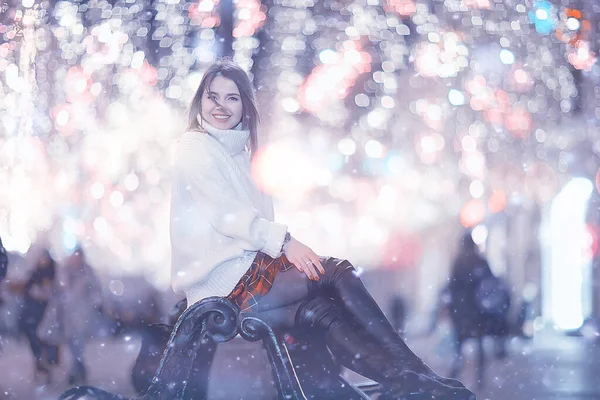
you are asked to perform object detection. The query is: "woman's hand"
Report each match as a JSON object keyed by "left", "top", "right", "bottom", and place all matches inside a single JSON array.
[{"left": 283, "top": 237, "right": 325, "bottom": 281}]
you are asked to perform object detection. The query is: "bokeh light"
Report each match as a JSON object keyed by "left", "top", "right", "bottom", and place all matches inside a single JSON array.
[
  {"left": 0, "top": 0, "right": 597, "bottom": 287},
  {"left": 460, "top": 199, "right": 486, "bottom": 228}
]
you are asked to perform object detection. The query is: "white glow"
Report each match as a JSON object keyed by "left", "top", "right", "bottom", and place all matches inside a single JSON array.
[
  {"left": 338, "top": 138, "right": 357, "bottom": 156},
  {"left": 354, "top": 217, "right": 388, "bottom": 246},
  {"left": 197, "top": 0, "right": 215, "bottom": 12},
  {"left": 426, "top": 105, "right": 442, "bottom": 124},
  {"left": 535, "top": 9, "right": 548, "bottom": 20},
  {"left": 3, "top": 116, "right": 17, "bottom": 135},
  {"left": 548, "top": 178, "right": 593, "bottom": 330},
  {"left": 59, "top": 13, "right": 76, "bottom": 28},
  {"left": 124, "top": 173, "right": 139, "bottom": 191},
  {"left": 305, "top": 86, "right": 324, "bottom": 103},
  {"left": 90, "top": 82, "right": 102, "bottom": 96},
  {"left": 314, "top": 169, "right": 333, "bottom": 186},
  {"left": 292, "top": 211, "right": 313, "bottom": 230},
  {"left": 282, "top": 97, "right": 300, "bottom": 113},
  {"left": 420, "top": 136, "right": 437, "bottom": 154},
  {"left": 381, "top": 95, "right": 395, "bottom": 109},
  {"left": 62, "top": 231, "right": 77, "bottom": 250},
  {"left": 415, "top": 43, "right": 442, "bottom": 77},
  {"left": 1, "top": 233, "right": 32, "bottom": 253},
  {"left": 376, "top": 185, "right": 397, "bottom": 215},
  {"left": 469, "top": 180, "right": 485, "bottom": 198},
  {"left": 319, "top": 49, "right": 339, "bottom": 64},
  {"left": 110, "top": 191, "right": 124, "bottom": 208},
  {"left": 461, "top": 151, "right": 486, "bottom": 179},
  {"left": 91, "top": 182, "right": 105, "bottom": 199},
  {"left": 364, "top": 140, "right": 385, "bottom": 158},
  {"left": 73, "top": 75, "right": 87, "bottom": 93},
  {"left": 72, "top": 24, "right": 84, "bottom": 35},
  {"left": 499, "top": 49, "right": 515, "bottom": 65},
  {"left": 93, "top": 217, "right": 108, "bottom": 235},
  {"left": 471, "top": 224, "right": 488, "bottom": 245},
  {"left": 566, "top": 17, "right": 580, "bottom": 31},
  {"left": 6, "top": 64, "right": 23, "bottom": 92},
  {"left": 238, "top": 8, "right": 251, "bottom": 20},
  {"left": 131, "top": 51, "right": 145, "bottom": 69},
  {"left": 56, "top": 109, "right": 70, "bottom": 126},
  {"left": 62, "top": 217, "right": 76, "bottom": 232},
  {"left": 317, "top": 205, "right": 344, "bottom": 237},
  {"left": 253, "top": 142, "right": 317, "bottom": 198},
  {"left": 448, "top": 89, "right": 465, "bottom": 106},
  {"left": 461, "top": 136, "right": 477, "bottom": 153},
  {"left": 367, "top": 110, "right": 386, "bottom": 129},
  {"left": 386, "top": 155, "right": 404, "bottom": 174},
  {"left": 329, "top": 176, "right": 357, "bottom": 202}
]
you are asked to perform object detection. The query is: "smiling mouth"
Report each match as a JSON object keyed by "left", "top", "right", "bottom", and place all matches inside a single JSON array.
[{"left": 212, "top": 114, "right": 231, "bottom": 120}]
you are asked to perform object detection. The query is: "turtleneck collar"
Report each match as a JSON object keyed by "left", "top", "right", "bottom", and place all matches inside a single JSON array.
[{"left": 198, "top": 114, "right": 250, "bottom": 156}]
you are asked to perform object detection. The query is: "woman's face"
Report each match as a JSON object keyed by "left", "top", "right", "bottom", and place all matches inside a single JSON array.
[{"left": 201, "top": 75, "right": 243, "bottom": 130}]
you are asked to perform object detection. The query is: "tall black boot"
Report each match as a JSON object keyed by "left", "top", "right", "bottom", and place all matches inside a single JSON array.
[
  {"left": 284, "top": 328, "right": 368, "bottom": 400},
  {"left": 295, "top": 296, "right": 475, "bottom": 399},
  {"left": 312, "top": 257, "right": 468, "bottom": 389},
  {"left": 295, "top": 296, "right": 382, "bottom": 378}
]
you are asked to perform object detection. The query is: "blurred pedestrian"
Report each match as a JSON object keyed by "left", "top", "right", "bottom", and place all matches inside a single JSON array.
[
  {"left": 427, "top": 285, "right": 452, "bottom": 336},
  {"left": 130, "top": 298, "right": 187, "bottom": 395},
  {"left": 0, "top": 236, "right": 7, "bottom": 310},
  {"left": 60, "top": 246, "right": 104, "bottom": 385},
  {"left": 18, "top": 248, "right": 56, "bottom": 381},
  {"left": 37, "top": 283, "right": 63, "bottom": 382},
  {"left": 0, "top": 236, "right": 7, "bottom": 282},
  {"left": 448, "top": 232, "right": 510, "bottom": 387},
  {"left": 0, "top": 236, "right": 7, "bottom": 351},
  {"left": 390, "top": 294, "right": 407, "bottom": 335}
]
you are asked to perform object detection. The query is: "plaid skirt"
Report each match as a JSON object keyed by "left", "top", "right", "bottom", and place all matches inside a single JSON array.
[{"left": 226, "top": 253, "right": 294, "bottom": 312}]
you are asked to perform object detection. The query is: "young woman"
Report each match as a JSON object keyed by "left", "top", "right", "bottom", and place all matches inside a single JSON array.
[{"left": 169, "top": 58, "right": 475, "bottom": 399}]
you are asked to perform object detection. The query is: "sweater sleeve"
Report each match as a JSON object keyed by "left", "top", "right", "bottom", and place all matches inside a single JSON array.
[{"left": 175, "top": 135, "right": 288, "bottom": 258}]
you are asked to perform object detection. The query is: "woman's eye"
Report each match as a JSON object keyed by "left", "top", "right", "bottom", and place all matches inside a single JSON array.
[{"left": 228, "top": 97, "right": 239, "bottom": 101}]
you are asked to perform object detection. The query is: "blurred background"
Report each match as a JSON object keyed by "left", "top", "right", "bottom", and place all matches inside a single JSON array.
[{"left": 1, "top": 0, "right": 600, "bottom": 398}]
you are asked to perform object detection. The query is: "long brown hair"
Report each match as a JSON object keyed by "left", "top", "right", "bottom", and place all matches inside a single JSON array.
[{"left": 187, "top": 59, "right": 260, "bottom": 158}]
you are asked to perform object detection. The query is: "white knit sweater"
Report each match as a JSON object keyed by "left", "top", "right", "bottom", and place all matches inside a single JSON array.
[{"left": 170, "top": 122, "right": 288, "bottom": 306}]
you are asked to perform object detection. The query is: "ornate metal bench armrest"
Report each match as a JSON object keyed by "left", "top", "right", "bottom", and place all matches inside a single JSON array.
[
  {"left": 145, "top": 297, "right": 240, "bottom": 399},
  {"left": 59, "top": 297, "right": 242, "bottom": 400},
  {"left": 173, "top": 296, "right": 239, "bottom": 343}
]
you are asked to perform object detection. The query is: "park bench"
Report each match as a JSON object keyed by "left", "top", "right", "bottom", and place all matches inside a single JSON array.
[{"left": 60, "top": 296, "right": 380, "bottom": 399}]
